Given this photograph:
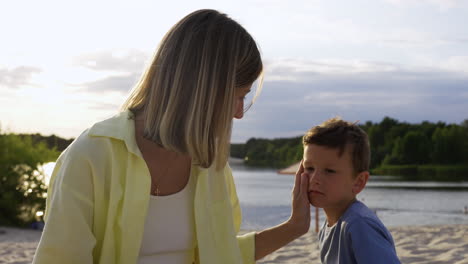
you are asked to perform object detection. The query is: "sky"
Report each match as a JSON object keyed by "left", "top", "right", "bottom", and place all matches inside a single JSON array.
[{"left": 1, "top": 0, "right": 467, "bottom": 143}]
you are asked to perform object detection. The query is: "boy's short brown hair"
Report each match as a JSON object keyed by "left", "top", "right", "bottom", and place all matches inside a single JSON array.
[{"left": 303, "top": 117, "right": 370, "bottom": 174}]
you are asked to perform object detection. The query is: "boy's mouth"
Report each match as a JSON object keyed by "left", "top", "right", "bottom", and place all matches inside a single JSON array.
[{"left": 309, "top": 190, "right": 325, "bottom": 195}]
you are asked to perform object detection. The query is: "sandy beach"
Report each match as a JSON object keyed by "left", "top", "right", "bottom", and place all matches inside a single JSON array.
[
  {"left": 0, "top": 225, "right": 467, "bottom": 263},
  {"left": 0, "top": 227, "right": 42, "bottom": 264},
  {"left": 258, "top": 225, "right": 468, "bottom": 264}
]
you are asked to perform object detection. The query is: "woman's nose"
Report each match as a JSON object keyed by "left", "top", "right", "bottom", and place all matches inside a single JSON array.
[
  {"left": 234, "top": 109, "right": 244, "bottom": 119},
  {"left": 233, "top": 100, "right": 244, "bottom": 119}
]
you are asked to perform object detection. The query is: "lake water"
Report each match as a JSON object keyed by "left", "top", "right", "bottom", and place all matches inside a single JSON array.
[
  {"left": 231, "top": 163, "right": 468, "bottom": 231},
  {"left": 41, "top": 161, "right": 468, "bottom": 230}
]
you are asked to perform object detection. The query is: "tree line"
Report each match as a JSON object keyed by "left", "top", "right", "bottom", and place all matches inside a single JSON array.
[
  {"left": 231, "top": 117, "right": 468, "bottom": 180},
  {"left": 1, "top": 117, "right": 467, "bottom": 226}
]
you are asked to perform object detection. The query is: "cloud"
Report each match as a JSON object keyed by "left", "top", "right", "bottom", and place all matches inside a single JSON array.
[
  {"left": 441, "top": 56, "right": 468, "bottom": 73},
  {"left": 78, "top": 73, "right": 140, "bottom": 94},
  {"left": 231, "top": 59, "right": 468, "bottom": 142},
  {"left": 264, "top": 58, "right": 467, "bottom": 82},
  {"left": 0, "top": 66, "right": 42, "bottom": 89},
  {"left": 66, "top": 56, "right": 468, "bottom": 142},
  {"left": 384, "top": 0, "right": 461, "bottom": 10},
  {"left": 70, "top": 50, "right": 150, "bottom": 94},
  {"left": 73, "top": 50, "right": 149, "bottom": 73},
  {"left": 378, "top": 29, "right": 468, "bottom": 49},
  {"left": 88, "top": 102, "right": 121, "bottom": 111}
]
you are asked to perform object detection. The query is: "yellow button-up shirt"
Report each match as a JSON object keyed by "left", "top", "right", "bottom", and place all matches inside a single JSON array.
[{"left": 33, "top": 110, "right": 255, "bottom": 264}]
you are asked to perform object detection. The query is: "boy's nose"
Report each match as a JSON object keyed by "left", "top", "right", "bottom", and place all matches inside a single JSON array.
[{"left": 307, "top": 171, "right": 320, "bottom": 185}]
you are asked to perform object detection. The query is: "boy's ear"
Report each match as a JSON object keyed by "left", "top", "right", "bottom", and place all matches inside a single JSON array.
[{"left": 352, "top": 171, "right": 369, "bottom": 195}]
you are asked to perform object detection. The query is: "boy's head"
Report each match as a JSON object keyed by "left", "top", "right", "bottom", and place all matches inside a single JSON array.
[{"left": 302, "top": 117, "right": 370, "bottom": 210}]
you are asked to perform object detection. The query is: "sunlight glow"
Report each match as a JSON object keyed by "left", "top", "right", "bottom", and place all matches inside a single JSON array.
[{"left": 42, "top": 162, "right": 56, "bottom": 186}]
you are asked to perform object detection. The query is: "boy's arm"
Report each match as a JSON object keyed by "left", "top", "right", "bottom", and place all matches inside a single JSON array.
[{"left": 348, "top": 219, "right": 401, "bottom": 264}]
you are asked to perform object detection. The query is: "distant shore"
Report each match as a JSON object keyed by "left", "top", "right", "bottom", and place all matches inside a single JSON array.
[{"left": 1, "top": 224, "right": 467, "bottom": 263}]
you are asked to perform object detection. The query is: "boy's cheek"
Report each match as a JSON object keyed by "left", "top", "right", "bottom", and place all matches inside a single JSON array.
[
  {"left": 308, "top": 192, "right": 314, "bottom": 205},
  {"left": 308, "top": 191, "right": 323, "bottom": 207}
]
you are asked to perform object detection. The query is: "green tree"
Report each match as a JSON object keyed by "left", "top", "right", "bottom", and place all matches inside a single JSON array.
[
  {"left": 0, "top": 131, "right": 59, "bottom": 226},
  {"left": 367, "top": 119, "right": 400, "bottom": 168},
  {"left": 230, "top": 143, "right": 246, "bottom": 159},
  {"left": 460, "top": 119, "right": 468, "bottom": 128},
  {"left": 232, "top": 117, "right": 468, "bottom": 173},
  {"left": 432, "top": 126, "right": 466, "bottom": 164},
  {"left": 388, "top": 131, "right": 431, "bottom": 164},
  {"left": 367, "top": 125, "right": 387, "bottom": 168}
]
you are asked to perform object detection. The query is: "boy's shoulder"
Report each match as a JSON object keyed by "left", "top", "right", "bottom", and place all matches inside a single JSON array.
[
  {"left": 342, "top": 200, "right": 380, "bottom": 225},
  {"left": 341, "top": 200, "right": 393, "bottom": 241},
  {"left": 319, "top": 200, "right": 400, "bottom": 264}
]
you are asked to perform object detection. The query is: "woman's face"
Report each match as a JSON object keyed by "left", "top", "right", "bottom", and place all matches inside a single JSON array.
[{"left": 233, "top": 84, "right": 253, "bottom": 119}]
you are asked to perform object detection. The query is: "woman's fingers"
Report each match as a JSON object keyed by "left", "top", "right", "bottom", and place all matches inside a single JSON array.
[
  {"left": 289, "top": 161, "right": 311, "bottom": 235},
  {"left": 299, "top": 173, "right": 309, "bottom": 200},
  {"left": 292, "top": 160, "right": 304, "bottom": 197}
]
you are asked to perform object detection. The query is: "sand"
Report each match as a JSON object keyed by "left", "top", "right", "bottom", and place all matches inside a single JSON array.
[
  {"left": 258, "top": 225, "right": 468, "bottom": 264},
  {"left": 0, "top": 225, "right": 467, "bottom": 263},
  {"left": 0, "top": 227, "right": 42, "bottom": 264}
]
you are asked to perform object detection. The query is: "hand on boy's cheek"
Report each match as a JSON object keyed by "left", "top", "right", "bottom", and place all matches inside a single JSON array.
[
  {"left": 307, "top": 192, "right": 313, "bottom": 205},
  {"left": 301, "top": 172, "right": 313, "bottom": 205}
]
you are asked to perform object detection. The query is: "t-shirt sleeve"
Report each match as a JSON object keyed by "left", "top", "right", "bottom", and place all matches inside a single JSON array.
[{"left": 347, "top": 219, "right": 401, "bottom": 264}]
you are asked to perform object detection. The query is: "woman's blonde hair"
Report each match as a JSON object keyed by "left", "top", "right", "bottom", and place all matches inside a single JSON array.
[{"left": 122, "top": 9, "right": 263, "bottom": 170}]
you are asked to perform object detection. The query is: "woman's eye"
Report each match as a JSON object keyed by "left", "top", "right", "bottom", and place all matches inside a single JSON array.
[
  {"left": 305, "top": 167, "right": 314, "bottom": 172},
  {"left": 325, "top": 169, "right": 336, "bottom": 174}
]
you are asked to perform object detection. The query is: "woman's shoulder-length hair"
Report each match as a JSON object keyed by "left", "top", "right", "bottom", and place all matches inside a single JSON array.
[{"left": 122, "top": 9, "right": 263, "bottom": 170}]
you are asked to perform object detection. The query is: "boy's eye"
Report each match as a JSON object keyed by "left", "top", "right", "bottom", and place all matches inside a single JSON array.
[
  {"left": 325, "top": 169, "right": 336, "bottom": 174},
  {"left": 305, "top": 167, "right": 315, "bottom": 172}
]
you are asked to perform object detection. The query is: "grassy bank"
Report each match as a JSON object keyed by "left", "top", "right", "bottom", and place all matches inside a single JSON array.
[{"left": 372, "top": 165, "right": 468, "bottom": 181}]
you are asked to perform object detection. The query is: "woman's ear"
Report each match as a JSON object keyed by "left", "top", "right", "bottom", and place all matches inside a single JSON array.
[{"left": 352, "top": 171, "right": 369, "bottom": 195}]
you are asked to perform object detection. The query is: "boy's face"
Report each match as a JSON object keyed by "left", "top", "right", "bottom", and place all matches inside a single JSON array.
[{"left": 303, "top": 144, "right": 365, "bottom": 211}]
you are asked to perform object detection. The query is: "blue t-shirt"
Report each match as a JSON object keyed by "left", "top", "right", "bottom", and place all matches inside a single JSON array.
[{"left": 318, "top": 200, "right": 400, "bottom": 264}]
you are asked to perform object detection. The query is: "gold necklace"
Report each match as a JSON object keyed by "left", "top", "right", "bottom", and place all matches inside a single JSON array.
[
  {"left": 151, "top": 167, "right": 169, "bottom": 196},
  {"left": 152, "top": 178, "right": 161, "bottom": 196},
  {"left": 151, "top": 153, "right": 177, "bottom": 196}
]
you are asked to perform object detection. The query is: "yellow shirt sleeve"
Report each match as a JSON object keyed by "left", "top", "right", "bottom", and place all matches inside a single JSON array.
[
  {"left": 225, "top": 164, "right": 256, "bottom": 264},
  {"left": 33, "top": 143, "right": 96, "bottom": 264}
]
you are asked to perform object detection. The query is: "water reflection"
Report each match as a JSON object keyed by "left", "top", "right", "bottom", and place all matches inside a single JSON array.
[
  {"left": 39, "top": 162, "right": 55, "bottom": 186},
  {"left": 231, "top": 166, "right": 468, "bottom": 229}
]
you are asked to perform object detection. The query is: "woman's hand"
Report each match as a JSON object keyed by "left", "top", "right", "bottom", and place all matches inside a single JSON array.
[
  {"left": 287, "top": 160, "right": 310, "bottom": 236},
  {"left": 254, "top": 160, "right": 311, "bottom": 260}
]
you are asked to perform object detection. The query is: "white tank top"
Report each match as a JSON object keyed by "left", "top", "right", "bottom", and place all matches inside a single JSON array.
[{"left": 137, "top": 172, "right": 196, "bottom": 264}]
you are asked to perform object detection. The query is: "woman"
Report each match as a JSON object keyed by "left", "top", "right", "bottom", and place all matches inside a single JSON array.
[{"left": 33, "top": 9, "right": 310, "bottom": 264}]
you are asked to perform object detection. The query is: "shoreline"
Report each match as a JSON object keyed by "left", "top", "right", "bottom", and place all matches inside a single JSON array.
[{"left": 1, "top": 224, "right": 467, "bottom": 263}]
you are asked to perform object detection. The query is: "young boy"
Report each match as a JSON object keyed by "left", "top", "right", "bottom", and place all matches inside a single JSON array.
[{"left": 302, "top": 118, "right": 400, "bottom": 264}]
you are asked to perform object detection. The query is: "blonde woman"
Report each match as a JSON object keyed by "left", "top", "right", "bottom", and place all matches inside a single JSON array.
[{"left": 33, "top": 9, "right": 310, "bottom": 264}]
